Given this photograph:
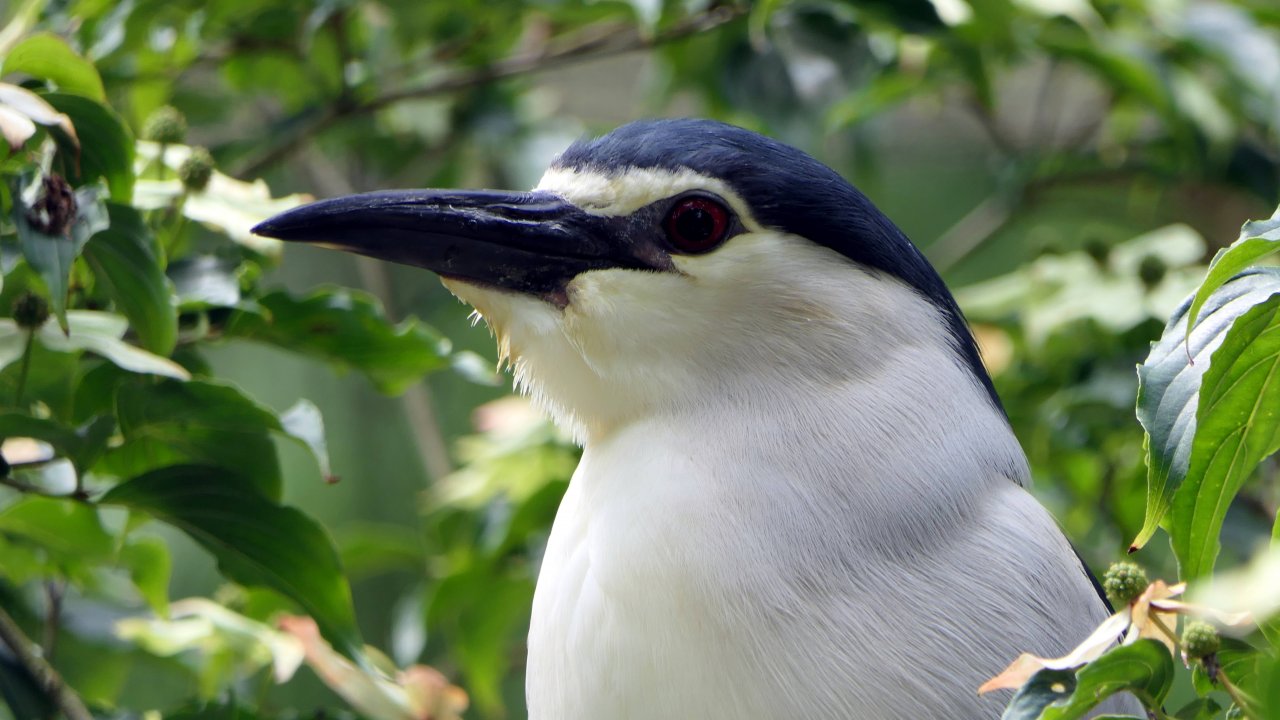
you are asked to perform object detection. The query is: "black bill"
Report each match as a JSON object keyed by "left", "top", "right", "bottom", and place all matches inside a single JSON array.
[{"left": 252, "top": 189, "right": 661, "bottom": 296}]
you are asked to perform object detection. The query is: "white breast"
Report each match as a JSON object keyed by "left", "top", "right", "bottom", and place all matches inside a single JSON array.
[{"left": 525, "top": 406, "right": 1128, "bottom": 719}]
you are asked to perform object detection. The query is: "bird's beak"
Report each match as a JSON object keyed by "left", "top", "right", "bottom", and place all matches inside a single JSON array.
[{"left": 252, "top": 189, "right": 652, "bottom": 297}]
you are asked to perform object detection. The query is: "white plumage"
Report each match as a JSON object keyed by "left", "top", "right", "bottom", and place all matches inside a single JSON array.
[
  {"left": 442, "top": 167, "right": 1137, "bottom": 718},
  {"left": 253, "top": 123, "right": 1140, "bottom": 718}
]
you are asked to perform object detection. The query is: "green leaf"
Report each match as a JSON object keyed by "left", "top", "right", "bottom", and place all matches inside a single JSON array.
[
  {"left": 83, "top": 203, "right": 177, "bottom": 356},
  {"left": 1262, "top": 653, "right": 1280, "bottom": 719},
  {"left": 1171, "top": 287, "right": 1280, "bottom": 579},
  {"left": 0, "top": 340, "right": 77, "bottom": 418},
  {"left": 1131, "top": 269, "right": 1280, "bottom": 551},
  {"left": 224, "top": 288, "right": 450, "bottom": 394},
  {"left": 101, "top": 464, "right": 363, "bottom": 660},
  {"left": 0, "top": 496, "right": 112, "bottom": 562},
  {"left": 1002, "top": 640, "right": 1174, "bottom": 720},
  {"left": 105, "top": 379, "right": 284, "bottom": 499},
  {"left": 827, "top": 74, "right": 927, "bottom": 129},
  {"left": 1, "top": 32, "right": 106, "bottom": 101},
  {"left": 120, "top": 535, "right": 171, "bottom": 616},
  {"left": 14, "top": 181, "right": 109, "bottom": 330},
  {"left": 1173, "top": 697, "right": 1222, "bottom": 719},
  {"left": 336, "top": 522, "right": 423, "bottom": 580},
  {"left": 1186, "top": 208, "right": 1280, "bottom": 332},
  {"left": 42, "top": 93, "right": 134, "bottom": 202},
  {"left": 1001, "top": 668, "right": 1077, "bottom": 720}
]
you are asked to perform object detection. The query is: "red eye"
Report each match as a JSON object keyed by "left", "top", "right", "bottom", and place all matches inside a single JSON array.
[{"left": 663, "top": 196, "right": 731, "bottom": 254}]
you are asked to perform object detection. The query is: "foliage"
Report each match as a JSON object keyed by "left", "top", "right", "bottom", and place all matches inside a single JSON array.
[
  {"left": 0, "top": 0, "right": 1275, "bottom": 719},
  {"left": 979, "top": 209, "right": 1280, "bottom": 717}
]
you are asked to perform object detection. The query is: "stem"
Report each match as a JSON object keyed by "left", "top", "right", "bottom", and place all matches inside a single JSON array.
[
  {"left": 0, "top": 472, "right": 91, "bottom": 500},
  {"left": 1149, "top": 612, "right": 1180, "bottom": 647},
  {"left": 0, "top": 604, "right": 93, "bottom": 720},
  {"left": 42, "top": 581, "right": 63, "bottom": 662},
  {"left": 13, "top": 328, "right": 35, "bottom": 407},
  {"left": 1218, "top": 672, "right": 1261, "bottom": 719},
  {"left": 162, "top": 190, "right": 189, "bottom": 262}
]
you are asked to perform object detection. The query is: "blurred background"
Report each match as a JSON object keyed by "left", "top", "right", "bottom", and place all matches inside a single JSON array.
[{"left": 2, "top": 0, "right": 1279, "bottom": 717}]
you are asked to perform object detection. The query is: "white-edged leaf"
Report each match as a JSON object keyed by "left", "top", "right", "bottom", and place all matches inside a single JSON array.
[
  {"left": 281, "top": 399, "right": 334, "bottom": 483},
  {"left": 0, "top": 311, "right": 189, "bottom": 380}
]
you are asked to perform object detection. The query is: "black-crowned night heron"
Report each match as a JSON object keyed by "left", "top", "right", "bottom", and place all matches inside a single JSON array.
[{"left": 255, "top": 119, "right": 1135, "bottom": 719}]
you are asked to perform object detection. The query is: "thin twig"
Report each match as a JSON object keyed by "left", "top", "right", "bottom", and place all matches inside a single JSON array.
[
  {"left": 966, "top": 97, "right": 1019, "bottom": 159},
  {"left": 235, "top": 6, "right": 745, "bottom": 176},
  {"left": 1028, "top": 59, "right": 1060, "bottom": 150},
  {"left": 1218, "top": 670, "right": 1262, "bottom": 719},
  {"left": 42, "top": 581, "right": 63, "bottom": 662},
  {"left": 13, "top": 329, "right": 35, "bottom": 407},
  {"left": 0, "top": 603, "right": 93, "bottom": 720},
  {"left": 929, "top": 189, "right": 1023, "bottom": 273},
  {"left": 0, "top": 470, "right": 91, "bottom": 500}
]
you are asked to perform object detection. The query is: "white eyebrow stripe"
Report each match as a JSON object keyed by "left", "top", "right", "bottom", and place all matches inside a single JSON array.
[{"left": 535, "top": 166, "right": 766, "bottom": 232}]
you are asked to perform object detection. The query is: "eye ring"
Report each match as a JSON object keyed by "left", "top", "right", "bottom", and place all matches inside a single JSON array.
[{"left": 663, "top": 196, "right": 731, "bottom": 254}]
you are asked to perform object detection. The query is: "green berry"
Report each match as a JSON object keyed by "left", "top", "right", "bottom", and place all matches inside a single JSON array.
[
  {"left": 1102, "top": 562, "right": 1149, "bottom": 607},
  {"left": 142, "top": 105, "right": 187, "bottom": 144},
  {"left": 1182, "top": 620, "right": 1220, "bottom": 660},
  {"left": 11, "top": 292, "right": 50, "bottom": 330},
  {"left": 1138, "top": 255, "right": 1167, "bottom": 288},
  {"left": 1083, "top": 238, "right": 1110, "bottom": 265},
  {"left": 178, "top": 147, "right": 215, "bottom": 192}
]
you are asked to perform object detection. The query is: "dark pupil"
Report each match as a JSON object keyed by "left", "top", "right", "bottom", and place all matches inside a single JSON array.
[{"left": 675, "top": 206, "right": 715, "bottom": 242}]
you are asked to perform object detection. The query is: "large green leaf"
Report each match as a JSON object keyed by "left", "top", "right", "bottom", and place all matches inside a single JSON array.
[
  {"left": 104, "top": 379, "right": 285, "bottom": 499},
  {"left": 1001, "top": 640, "right": 1173, "bottom": 720},
  {"left": 223, "top": 288, "right": 450, "bottom": 394},
  {"left": 1170, "top": 287, "right": 1280, "bottom": 579},
  {"left": 1262, "top": 654, "right": 1280, "bottom": 719},
  {"left": 83, "top": 202, "right": 177, "bottom": 356},
  {"left": 0, "top": 496, "right": 112, "bottom": 563},
  {"left": 1131, "top": 269, "right": 1280, "bottom": 552},
  {"left": 13, "top": 181, "right": 109, "bottom": 330},
  {"left": 1, "top": 32, "right": 106, "bottom": 101},
  {"left": 101, "top": 464, "right": 363, "bottom": 660},
  {"left": 1185, "top": 208, "right": 1280, "bottom": 332},
  {"left": 120, "top": 535, "right": 172, "bottom": 616},
  {"left": 42, "top": 93, "right": 134, "bottom": 202}
]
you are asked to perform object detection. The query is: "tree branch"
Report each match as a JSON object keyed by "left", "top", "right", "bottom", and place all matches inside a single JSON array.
[
  {"left": 0, "top": 603, "right": 92, "bottom": 720},
  {"left": 234, "top": 6, "right": 746, "bottom": 177}
]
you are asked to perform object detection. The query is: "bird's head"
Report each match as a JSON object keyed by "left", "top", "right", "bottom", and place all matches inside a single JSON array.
[{"left": 255, "top": 119, "right": 1004, "bottom": 444}]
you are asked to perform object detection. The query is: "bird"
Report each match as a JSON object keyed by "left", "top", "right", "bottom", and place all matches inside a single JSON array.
[{"left": 254, "top": 118, "right": 1138, "bottom": 719}]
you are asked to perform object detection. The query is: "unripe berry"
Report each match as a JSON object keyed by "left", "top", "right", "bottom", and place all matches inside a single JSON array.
[
  {"left": 1182, "top": 620, "right": 1220, "bottom": 660},
  {"left": 142, "top": 106, "right": 187, "bottom": 144},
  {"left": 1102, "top": 562, "right": 1148, "bottom": 607},
  {"left": 1138, "top": 255, "right": 1167, "bottom": 288},
  {"left": 11, "top": 292, "right": 50, "bottom": 329},
  {"left": 1083, "top": 238, "right": 1110, "bottom": 265},
  {"left": 179, "top": 147, "right": 215, "bottom": 192}
]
